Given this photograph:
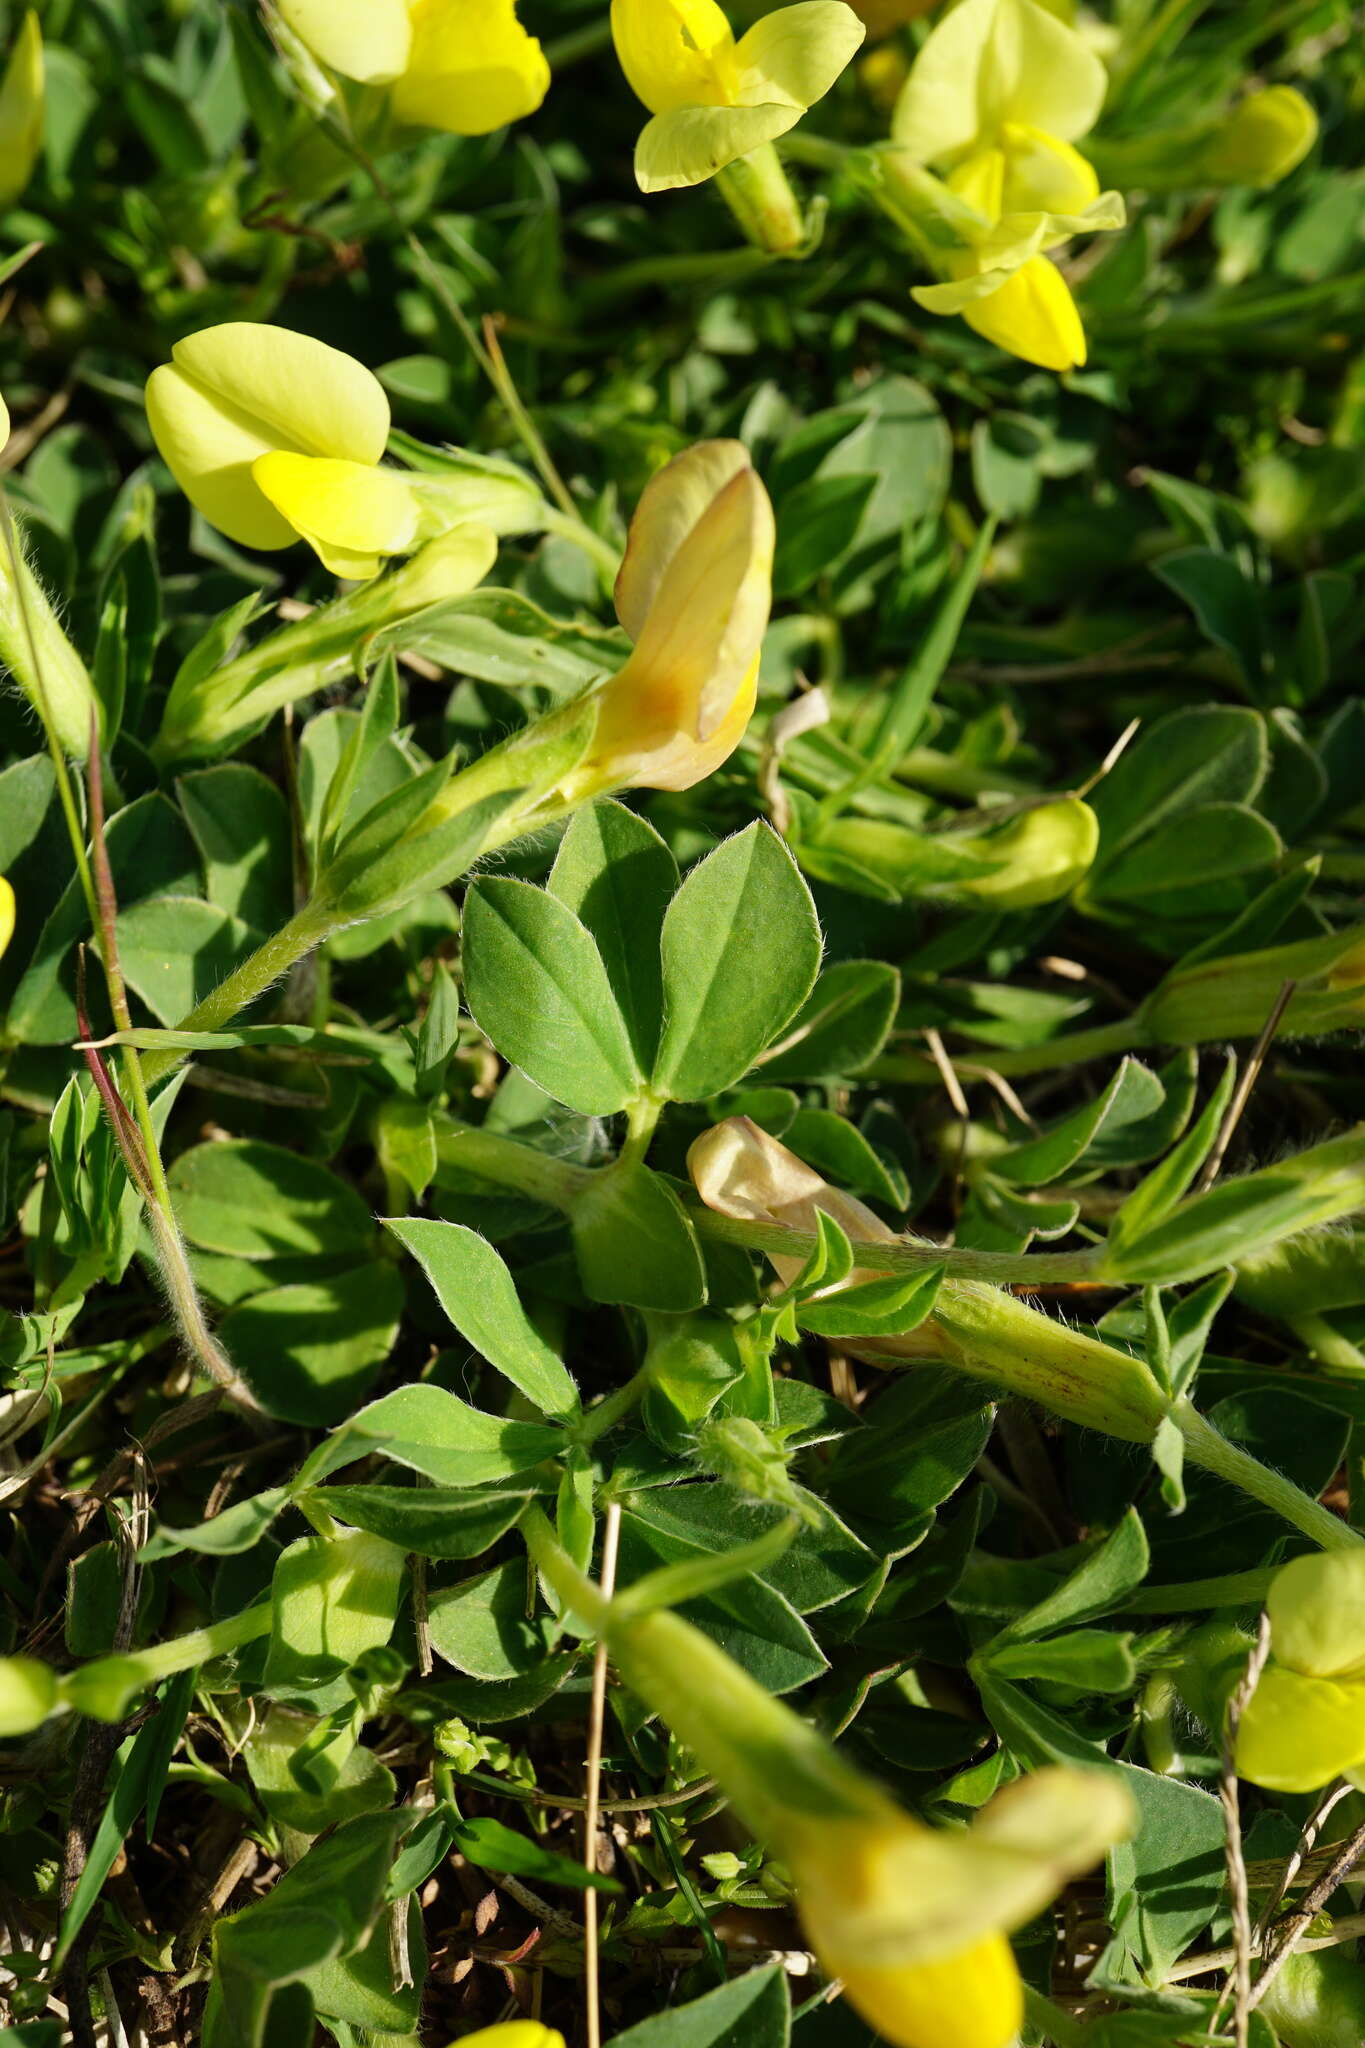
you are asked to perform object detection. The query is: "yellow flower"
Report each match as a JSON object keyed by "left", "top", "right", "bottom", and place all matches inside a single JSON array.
[
  {"left": 145, "top": 323, "right": 529, "bottom": 580},
  {"left": 886, "top": 0, "right": 1122, "bottom": 369},
  {"left": 1236, "top": 1551, "right": 1365, "bottom": 1793},
  {"left": 275, "top": 0, "right": 549, "bottom": 136},
  {"left": 611, "top": 0, "right": 865, "bottom": 191},
  {"left": 0, "top": 11, "right": 42, "bottom": 213},
  {"left": 0, "top": 874, "right": 13, "bottom": 960},
  {"left": 564, "top": 440, "right": 774, "bottom": 795},
  {"left": 596, "top": 1588, "right": 1131, "bottom": 2048},
  {"left": 794, "top": 1771, "right": 1132, "bottom": 2048}
]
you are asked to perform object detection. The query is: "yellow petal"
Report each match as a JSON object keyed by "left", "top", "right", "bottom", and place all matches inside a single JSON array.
[
  {"left": 815, "top": 1933, "right": 1024, "bottom": 2048},
  {"left": 145, "top": 362, "right": 300, "bottom": 550},
  {"left": 1237, "top": 1665, "right": 1365, "bottom": 1792},
  {"left": 274, "top": 0, "right": 411, "bottom": 83},
  {"left": 1266, "top": 1550, "right": 1365, "bottom": 1679},
  {"left": 252, "top": 453, "right": 420, "bottom": 580},
  {"left": 145, "top": 324, "right": 391, "bottom": 550},
  {"left": 615, "top": 439, "right": 754, "bottom": 640},
  {"left": 959, "top": 256, "right": 1087, "bottom": 371},
  {"left": 0, "top": 10, "right": 43, "bottom": 213},
  {"left": 635, "top": 100, "right": 799, "bottom": 190},
  {"left": 951, "top": 797, "right": 1099, "bottom": 907},
  {"left": 391, "top": 0, "right": 550, "bottom": 135},
  {"left": 947, "top": 146, "right": 1007, "bottom": 221},
  {"left": 0, "top": 874, "right": 14, "bottom": 960},
  {"left": 616, "top": 457, "right": 773, "bottom": 742},
  {"left": 0, "top": 393, "right": 9, "bottom": 444},
  {"left": 447, "top": 2025, "right": 566, "bottom": 2048},
  {"left": 168, "top": 323, "right": 390, "bottom": 467},
  {"left": 732, "top": 1, "right": 866, "bottom": 112},
  {"left": 567, "top": 445, "right": 772, "bottom": 794},
  {"left": 892, "top": 0, "right": 1107, "bottom": 166},
  {"left": 999, "top": 122, "right": 1098, "bottom": 214},
  {"left": 612, "top": 0, "right": 737, "bottom": 115}
]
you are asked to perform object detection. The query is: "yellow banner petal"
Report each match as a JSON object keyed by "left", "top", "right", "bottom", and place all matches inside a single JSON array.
[
  {"left": 611, "top": 0, "right": 737, "bottom": 116},
  {"left": 1266, "top": 1550, "right": 1365, "bottom": 1679},
  {"left": 168, "top": 323, "right": 391, "bottom": 469},
  {"left": 274, "top": 0, "right": 411, "bottom": 84},
  {"left": 892, "top": 0, "right": 1107, "bottom": 167},
  {"left": 732, "top": 1, "right": 866, "bottom": 113},
  {"left": 145, "top": 362, "right": 299, "bottom": 551},
  {"left": 615, "top": 439, "right": 754, "bottom": 641},
  {"left": 391, "top": 0, "right": 550, "bottom": 135}
]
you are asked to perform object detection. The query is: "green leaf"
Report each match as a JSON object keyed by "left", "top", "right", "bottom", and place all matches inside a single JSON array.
[
  {"left": 1103, "top": 1764, "right": 1227, "bottom": 1981},
  {"left": 1086, "top": 705, "right": 1268, "bottom": 884},
  {"left": 549, "top": 798, "right": 679, "bottom": 1070},
  {"left": 1109, "top": 1056, "right": 1236, "bottom": 1253},
  {"left": 309, "top": 1385, "right": 564, "bottom": 1489},
  {"left": 168, "top": 1141, "right": 376, "bottom": 1260},
  {"left": 264, "top": 1529, "right": 405, "bottom": 1706},
  {"left": 796, "top": 1263, "right": 943, "bottom": 1339},
  {"left": 177, "top": 762, "right": 293, "bottom": 934},
  {"left": 986, "top": 1629, "right": 1137, "bottom": 1694},
  {"left": 462, "top": 875, "right": 642, "bottom": 1114},
  {"left": 993, "top": 1511, "right": 1150, "bottom": 1644},
  {"left": 314, "top": 1486, "right": 533, "bottom": 1559},
  {"left": 758, "top": 959, "right": 900, "bottom": 1082},
  {"left": 607, "top": 1963, "right": 789, "bottom": 2047},
  {"left": 427, "top": 1558, "right": 557, "bottom": 1680},
  {"left": 384, "top": 1217, "right": 581, "bottom": 1420},
  {"left": 218, "top": 1262, "right": 403, "bottom": 1426},
  {"left": 784, "top": 1106, "right": 908, "bottom": 1208},
  {"left": 53, "top": 1668, "right": 197, "bottom": 1971},
  {"left": 206, "top": 1812, "right": 409, "bottom": 2048},
  {"left": 451, "top": 1815, "right": 621, "bottom": 1893},
  {"left": 1154, "top": 548, "right": 1266, "bottom": 694},
  {"left": 653, "top": 823, "right": 822, "bottom": 1102},
  {"left": 570, "top": 1161, "right": 708, "bottom": 1312}
]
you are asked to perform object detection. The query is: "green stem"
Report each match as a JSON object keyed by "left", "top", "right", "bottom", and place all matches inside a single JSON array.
[
  {"left": 60, "top": 1603, "right": 272, "bottom": 1723},
  {"left": 573, "top": 1367, "right": 651, "bottom": 1450},
  {"left": 688, "top": 1202, "right": 1104, "bottom": 1285},
  {"left": 140, "top": 900, "right": 334, "bottom": 1089},
  {"left": 1123, "top": 1568, "right": 1279, "bottom": 1614},
  {"left": 1023, "top": 1986, "right": 1088, "bottom": 2048},
  {"left": 542, "top": 17, "right": 614, "bottom": 68},
  {"left": 1175, "top": 1400, "right": 1362, "bottom": 1552},
  {"left": 714, "top": 143, "right": 808, "bottom": 256},
  {"left": 436, "top": 1119, "right": 591, "bottom": 1211}
]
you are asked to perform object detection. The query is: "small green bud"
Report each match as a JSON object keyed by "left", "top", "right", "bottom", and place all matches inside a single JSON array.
[{"left": 0, "top": 1654, "right": 58, "bottom": 1735}]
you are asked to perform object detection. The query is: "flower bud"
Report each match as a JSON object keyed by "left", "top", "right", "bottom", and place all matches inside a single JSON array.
[
  {"left": 0, "top": 12, "right": 43, "bottom": 214},
  {"left": 0, "top": 501, "right": 103, "bottom": 761},
  {"left": 612, "top": 0, "right": 864, "bottom": 193},
  {"left": 1198, "top": 86, "right": 1317, "bottom": 189},
  {"left": 561, "top": 441, "right": 774, "bottom": 797}
]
